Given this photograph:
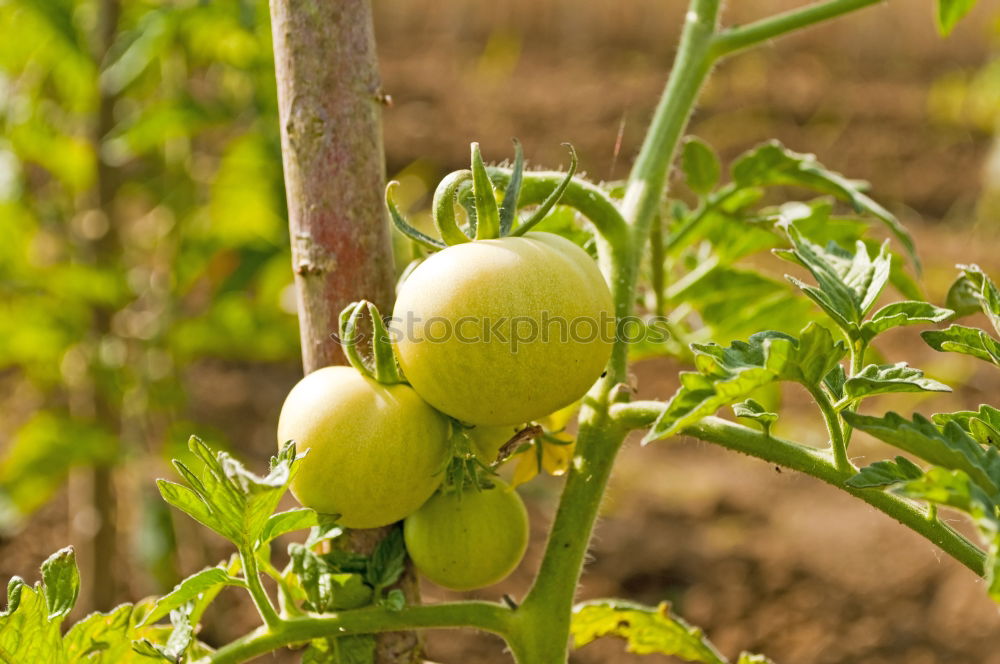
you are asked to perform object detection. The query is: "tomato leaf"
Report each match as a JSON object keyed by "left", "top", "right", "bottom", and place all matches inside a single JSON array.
[
  {"left": 841, "top": 411, "right": 1000, "bottom": 496},
  {"left": 844, "top": 363, "right": 951, "bottom": 400},
  {"left": 302, "top": 635, "right": 376, "bottom": 664},
  {"left": 933, "top": 406, "right": 1000, "bottom": 447},
  {"left": 0, "top": 581, "right": 66, "bottom": 662},
  {"left": 288, "top": 545, "right": 373, "bottom": 612},
  {"left": 40, "top": 547, "right": 79, "bottom": 622},
  {"left": 949, "top": 264, "right": 1000, "bottom": 334},
  {"left": 131, "top": 603, "right": 196, "bottom": 662},
  {"left": 258, "top": 508, "right": 318, "bottom": 549},
  {"left": 892, "top": 467, "right": 1000, "bottom": 600},
  {"left": 859, "top": 301, "right": 954, "bottom": 343},
  {"left": 156, "top": 438, "right": 303, "bottom": 550},
  {"left": 140, "top": 566, "right": 242, "bottom": 627},
  {"left": 681, "top": 137, "right": 721, "bottom": 196},
  {"left": 936, "top": 0, "right": 979, "bottom": 36},
  {"left": 776, "top": 227, "right": 891, "bottom": 333},
  {"left": 921, "top": 325, "right": 1000, "bottom": 367},
  {"left": 824, "top": 364, "right": 847, "bottom": 401},
  {"left": 571, "top": 600, "right": 728, "bottom": 664},
  {"left": 366, "top": 528, "right": 406, "bottom": 593},
  {"left": 733, "top": 140, "right": 916, "bottom": 268},
  {"left": 732, "top": 399, "right": 777, "bottom": 434},
  {"left": 644, "top": 325, "right": 845, "bottom": 442},
  {"left": 846, "top": 456, "right": 925, "bottom": 489}
]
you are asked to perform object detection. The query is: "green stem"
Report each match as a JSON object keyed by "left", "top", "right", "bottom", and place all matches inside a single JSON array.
[
  {"left": 650, "top": 214, "right": 666, "bottom": 317},
  {"left": 609, "top": 405, "right": 987, "bottom": 576},
  {"left": 204, "top": 602, "right": 512, "bottom": 664},
  {"left": 662, "top": 183, "right": 738, "bottom": 257},
  {"left": 240, "top": 548, "right": 281, "bottom": 630},
  {"left": 807, "top": 383, "right": 854, "bottom": 473},
  {"left": 711, "top": 0, "right": 884, "bottom": 59},
  {"left": 842, "top": 337, "right": 868, "bottom": 445},
  {"left": 621, "top": 0, "right": 720, "bottom": 239},
  {"left": 516, "top": 410, "right": 625, "bottom": 662}
]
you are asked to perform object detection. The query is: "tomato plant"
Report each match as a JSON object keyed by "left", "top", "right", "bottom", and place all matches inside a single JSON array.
[{"left": 3, "top": 1, "right": 998, "bottom": 664}]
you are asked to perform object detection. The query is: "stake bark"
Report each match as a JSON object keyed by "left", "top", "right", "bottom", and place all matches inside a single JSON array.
[{"left": 268, "top": 1, "right": 418, "bottom": 661}]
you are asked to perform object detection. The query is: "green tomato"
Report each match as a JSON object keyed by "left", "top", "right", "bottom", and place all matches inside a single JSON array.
[
  {"left": 392, "top": 232, "right": 614, "bottom": 426},
  {"left": 277, "top": 366, "right": 450, "bottom": 529},
  {"left": 467, "top": 425, "right": 520, "bottom": 465},
  {"left": 403, "top": 479, "right": 529, "bottom": 591}
]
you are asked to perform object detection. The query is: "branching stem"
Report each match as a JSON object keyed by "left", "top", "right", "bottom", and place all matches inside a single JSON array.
[{"left": 609, "top": 404, "right": 987, "bottom": 576}]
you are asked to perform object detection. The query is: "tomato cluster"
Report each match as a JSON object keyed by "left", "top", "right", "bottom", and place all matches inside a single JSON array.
[{"left": 277, "top": 144, "right": 612, "bottom": 590}]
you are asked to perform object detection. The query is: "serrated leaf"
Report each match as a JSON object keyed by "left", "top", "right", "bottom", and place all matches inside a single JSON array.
[
  {"left": 733, "top": 140, "right": 916, "bottom": 267},
  {"left": 302, "top": 635, "right": 376, "bottom": 664},
  {"left": 846, "top": 456, "right": 925, "bottom": 488},
  {"left": 667, "top": 265, "right": 814, "bottom": 342},
  {"left": 842, "top": 411, "right": 1000, "bottom": 495},
  {"left": 824, "top": 364, "right": 847, "bottom": 401},
  {"left": 157, "top": 437, "right": 302, "bottom": 549},
  {"left": 571, "top": 600, "right": 727, "bottom": 664},
  {"left": 936, "top": 0, "right": 979, "bottom": 36},
  {"left": 946, "top": 271, "right": 985, "bottom": 318},
  {"left": 258, "top": 508, "right": 318, "bottom": 548},
  {"left": 951, "top": 264, "right": 1000, "bottom": 335},
  {"left": 379, "top": 589, "right": 406, "bottom": 612},
  {"left": 303, "top": 515, "right": 345, "bottom": 549},
  {"left": 4, "top": 577, "right": 26, "bottom": 617},
  {"left": 366, "top": 528, "right": 406, "bottom": 592},
  {"left": 64, "top": 604, "right": 133, "bottom": 662},
  {"left": 933, "top": 405, "right": 1000, "bottom": 447},
  {"left": 732, "top": 399, "right": 777, "bottom": 433},
  {"left": 921, "top": 325, "right": 1000, "bottom": 367},
  {"left": 681, "top": 137, "right": 721, "bottom": 196},
  {"left": 0, "top": 583, "right": 65, "bottom": 663},
  {"left": 777, "top": 322, "right": 847, "bottom": 385},
  {"left": 40, "top": 546, "right": 79, "bottom": 621},
  {"left": 141, "top": 567, "right": 241, "bottom": 627},
  {"left": 289, "top": 545, "right": 373, "bottom": 612},
  {"left": 132, "top": 604, "right": 194, "bottom": 663},
  {"left": 779, "top": 227, "right": 892, "bottom": 331},
  {"left": 646, "top": 327, "right": 845, "bottom": 443},
  {"left": 894, "top": 466, "right": 1000, "bottom": 600},
  {"left": 860, "top": 301, "right": 954, "bottom": 343},
  {"left": 844, "top": 363, "right": 951, "bottom": 399}
]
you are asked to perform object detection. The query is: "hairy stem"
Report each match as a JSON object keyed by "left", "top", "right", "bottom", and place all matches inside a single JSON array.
[
  {"left": 609, "top": 404, "right": 987, "bottom": 576},
  {"left": 204, "top": 602, "right": 512, "bottom": 664},
  {"left": 621, "top": 0, "right": 721, "bottom": 238},
  {"left": 711, "top": 0, "right": 885, "bottom": 58},
  {"left": 240, "top": 549, "right": 281, "bottom": 630},
  {"left": 807, "top": 384, "right": 854, "bottom": 472}
]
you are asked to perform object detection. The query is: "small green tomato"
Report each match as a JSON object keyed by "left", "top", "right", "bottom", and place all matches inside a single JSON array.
[{"left": 403, "top": 479, "right": 529, "bottom": 591}]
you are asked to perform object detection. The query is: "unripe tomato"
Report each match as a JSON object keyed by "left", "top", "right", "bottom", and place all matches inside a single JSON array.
[
  {"left": 277, "top": 366, "right": 450, "bottom": 529},
  {"left": 403, "top": 479, "right": 529, "bottom": 591},
  {"left": 467, "top": 425, "right": 519, "bottom": 465},
  {"left": 392, "top": 232, "right": 614, "bottom": 427}
]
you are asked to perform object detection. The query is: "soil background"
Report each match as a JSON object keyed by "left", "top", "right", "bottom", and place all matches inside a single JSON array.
[{"left": 5, "top": 1, "right": 1000, "bottom": 662}]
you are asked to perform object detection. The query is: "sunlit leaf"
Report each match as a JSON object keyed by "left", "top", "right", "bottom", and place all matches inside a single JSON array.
[
  {"left": 572, "top": 600, "right": 728, "bottom": 663},
  {"left": 844, "top": 363, "right": 951, "bottom": 399}
]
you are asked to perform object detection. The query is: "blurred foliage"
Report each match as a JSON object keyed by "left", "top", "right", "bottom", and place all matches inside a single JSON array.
[{"left": 0, "top": 0, "right": 297, "bottom": 579}]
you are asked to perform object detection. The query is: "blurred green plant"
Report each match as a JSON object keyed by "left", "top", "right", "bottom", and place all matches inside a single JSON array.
[{"left": 0, "top": 0, "right": 297, "bottom": 601}]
